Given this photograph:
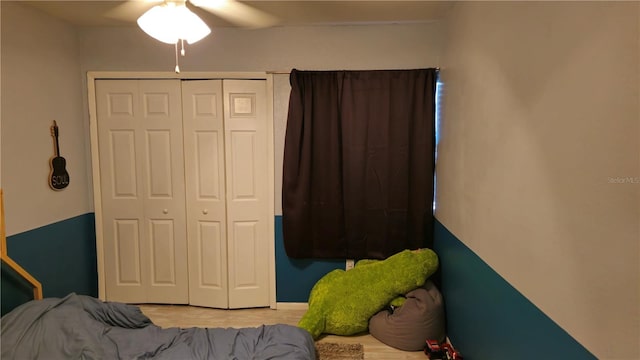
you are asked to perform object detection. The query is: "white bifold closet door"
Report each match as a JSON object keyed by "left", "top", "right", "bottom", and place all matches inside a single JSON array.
[
  {"left": 96, "top": 79, "right": 188, "bottom": 304},
  {"left": 181, "top": 80, "right": 270, "bottom": 308},
  {"left": 96, "top": 79, "right": 270, "bottom": 308}
]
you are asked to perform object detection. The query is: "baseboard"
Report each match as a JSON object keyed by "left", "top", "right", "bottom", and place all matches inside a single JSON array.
[{"left": 276, "top": 302, "right": 308, "bottom": 310}]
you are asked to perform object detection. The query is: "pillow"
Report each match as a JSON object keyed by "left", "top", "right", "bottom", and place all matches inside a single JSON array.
[{"left": 368, "top": 280, "right": 445, "bottom": 351}]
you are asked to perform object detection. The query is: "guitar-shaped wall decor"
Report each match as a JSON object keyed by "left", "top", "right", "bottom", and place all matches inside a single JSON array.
[{"left": 49, "top": 120, "right": 70, "bottom": 190}]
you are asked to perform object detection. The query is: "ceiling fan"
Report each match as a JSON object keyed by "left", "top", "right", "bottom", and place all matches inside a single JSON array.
[
  {"left": 110, "top": 0, "right": 279, "bottom": 32},
  {"left": 109, "top": 0, "right": 279, "bottom": 72}
]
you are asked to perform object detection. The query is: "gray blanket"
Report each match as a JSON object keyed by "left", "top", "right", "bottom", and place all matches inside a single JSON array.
[{"left": 1, "top": 293, "right": 315, "bottom": 359}]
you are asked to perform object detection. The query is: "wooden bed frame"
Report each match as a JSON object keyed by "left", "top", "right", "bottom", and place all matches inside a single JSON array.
[{"left": 0, "top": 189, "right": 43, "bottom": 299}]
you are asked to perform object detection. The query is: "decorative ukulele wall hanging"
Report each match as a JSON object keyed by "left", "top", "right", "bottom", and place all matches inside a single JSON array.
[{"left": 49, "top": 120, "right": 70, "bottom": 190}]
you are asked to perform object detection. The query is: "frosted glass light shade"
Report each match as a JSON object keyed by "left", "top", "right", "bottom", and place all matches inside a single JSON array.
[{"left": 137, "top": 3, "right": 211, "bottom": 44}]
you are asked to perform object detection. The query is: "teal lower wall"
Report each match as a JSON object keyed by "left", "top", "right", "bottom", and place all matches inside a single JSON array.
[
  {"left": 1, "top": 213, "right": 98, "bottom": 315},
  {"left": 1, "top": 214, "right": 597, "bottom": 359},
  {"left": 275, "top": 216, "right": 345, "bottom": 302},
  {"left": 433, "top": 219, "right": 596, "bottom": 360},
  {"left": 2, "top": 214, "right": 335, "bottom": 312},
  {"left": 1, "top": 262, "right": 35, "bottom": 315}
]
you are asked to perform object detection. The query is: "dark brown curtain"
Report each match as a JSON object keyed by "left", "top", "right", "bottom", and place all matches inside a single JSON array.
[{"left": 282, "top": 68, "right": 436, "bottom": 259}]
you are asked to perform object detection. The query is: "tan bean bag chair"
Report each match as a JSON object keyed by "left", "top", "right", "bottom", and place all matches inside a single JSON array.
[{"left": 368, "top": 280, "right": 445, "bottom": 351}]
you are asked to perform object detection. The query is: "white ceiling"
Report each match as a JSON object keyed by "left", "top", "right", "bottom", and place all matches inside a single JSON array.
[{"left": 17, "top": 0, "right": 453, "bottom": 28}]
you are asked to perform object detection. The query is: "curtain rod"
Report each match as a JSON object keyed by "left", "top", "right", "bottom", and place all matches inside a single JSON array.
[{"left": 268, "top": 68, "right": 440, "bottom": 75}]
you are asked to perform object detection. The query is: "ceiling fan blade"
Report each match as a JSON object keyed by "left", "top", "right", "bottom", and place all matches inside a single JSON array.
[
  {"left": 105, "top": 0, "right": 162, "bottom": 22},
  {"left": 190, "top": 0, "right": 279, "bottom": 28}
]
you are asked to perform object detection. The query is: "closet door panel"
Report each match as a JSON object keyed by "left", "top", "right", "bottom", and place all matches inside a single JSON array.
[
  {"left": 195, "top": 132, "right": 222, "bottom": 198},
  {"left": 223, "top": 80, "right": 270, "bottom": 308},
  {"left": 148, "top": 219, "right": 177, "bottom": 285},
  {"left": 139, "top": 80, "right": 188, "bottom": 304},
  {"left": 97, "top": 79, "right": 188, "bottom": 304},
  {"left": 229, "top": 132, "right": 258, "bottom": 200},
  {"left": 145, "top": 130, "right": 174, "bottom": 197},
  {"left": 97, "top": 80, "right": 147, "bottom": 302},
  {"left": 110, "top": 131, "right": 137, "bottom": 197},
  {"left": 182, "top": 80, "right": 229, "bottom": 308},
  {"left": 114, "top": 219, "right": 142, "bottom": 285},
  {"left": 197, "top": 221, "right": 224, "bottom": 287},
  {"left": 231, "top": 221, "right": 259, "bottom": 288}
]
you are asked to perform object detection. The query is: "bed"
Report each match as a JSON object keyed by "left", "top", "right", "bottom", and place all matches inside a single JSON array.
[{"left": 0, "top": 293, "right": 316, "bottom": 359}]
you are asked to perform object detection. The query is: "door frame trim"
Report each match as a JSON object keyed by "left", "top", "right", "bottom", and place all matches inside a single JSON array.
[{"left": 87, "top": 71, "right": 277, "bottom": 309}]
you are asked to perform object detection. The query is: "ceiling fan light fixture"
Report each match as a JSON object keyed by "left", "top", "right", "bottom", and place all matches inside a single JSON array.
[{"left": 137, "top": 3, "right": 211, "bottom": 45}]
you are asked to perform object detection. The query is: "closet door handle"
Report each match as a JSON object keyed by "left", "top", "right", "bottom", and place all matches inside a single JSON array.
[
  {"left": 202, "top": 209, "right": 209, "bottom": 215},
  {"left": 163, "top": 209, "right": 169, "bottom": 214}
]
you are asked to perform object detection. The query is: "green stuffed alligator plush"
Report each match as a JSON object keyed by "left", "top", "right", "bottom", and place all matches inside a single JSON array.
[{"left": 298, "top": 249, "right": 439, "bottom": 339}]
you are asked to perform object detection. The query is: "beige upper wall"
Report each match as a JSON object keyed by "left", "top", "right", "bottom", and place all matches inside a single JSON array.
[
  {"left": 437, "top": 2, "right": 639, "bottom": 359},
  {"left": 1, "top": 3, "right": 444, "bottom": 232},
  {"left": 78, "top": 22, "right": 443, "bottom": 73},
  {"left": 1, "top": 2, "right": 91, "bottom": 235},
  {"left": 77, "top": 20, "right": 444, "bottom": 214},
  {"left": 273, "top": 73, "right": 290, "bottom": 216}
]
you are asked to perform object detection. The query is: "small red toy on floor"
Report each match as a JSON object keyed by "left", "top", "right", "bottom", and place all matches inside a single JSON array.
[{"left": 424, "top": 339, "right": 463, "bottom": 360}]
